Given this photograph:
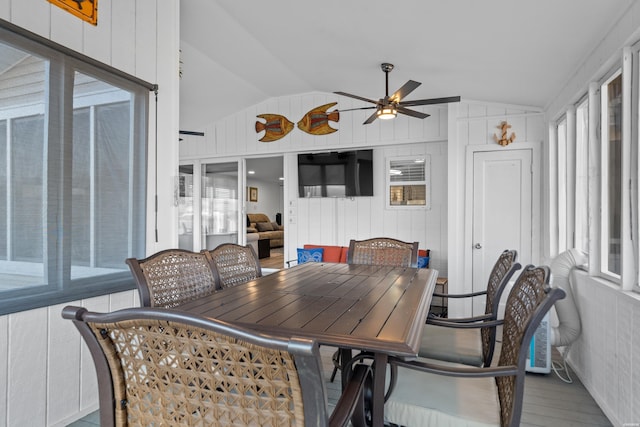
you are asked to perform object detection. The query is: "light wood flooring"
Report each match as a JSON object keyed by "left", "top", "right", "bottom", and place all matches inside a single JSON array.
[
  {"left": 320, "top": 344, "right": 611, "bottom": 427},
  {"left": 260, "top": 246, "right": 285, "bottom": 270}
]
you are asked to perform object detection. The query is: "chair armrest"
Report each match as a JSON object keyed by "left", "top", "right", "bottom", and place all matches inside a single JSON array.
[
  {"left": 433, "top": 289, "right": 487, "bottom": 299},
  {"left": 426, "top": 318, "right": 503, "bottom": 329},
  {"left": 426, "top": 312, "right": 493, "bottom": 325},
  {"left": 390, "top": 356, "right": 518, "bottom": 379},
  {"left": 329, "top": 364, "right": 371, "bottom": 427}
]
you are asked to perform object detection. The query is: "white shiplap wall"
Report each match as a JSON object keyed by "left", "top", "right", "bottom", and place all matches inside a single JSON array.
[
  {"left": 5, "top": 291, "right": 139, "bottom": 427},
  {"left": 447, "top": 101, "right": 545, "bottom": 317},
  {"left": 0, "top": 0, "right": 180, "bottom": 426},
  {"left": 180, "top": 92, "right": 450, "bottom": 275},
  {"left": 567, "top": 272, "right": 640, "bottom": 426}
]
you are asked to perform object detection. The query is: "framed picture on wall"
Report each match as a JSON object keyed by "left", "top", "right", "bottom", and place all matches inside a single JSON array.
[{"left": 249, "top": 187, "right": 258, "bottom": 202}]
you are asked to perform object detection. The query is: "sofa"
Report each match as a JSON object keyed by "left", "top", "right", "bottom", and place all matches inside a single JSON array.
[{"left": 246, "top": 213, "right": 284, "bottom": 248}]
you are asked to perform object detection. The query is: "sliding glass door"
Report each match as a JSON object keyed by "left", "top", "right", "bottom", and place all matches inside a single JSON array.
[
  {"left": 201, "top": 162, "right": 239, "bottom": 249},
  {"left": 178, "top": 160, "right": 242, "bottom": 251},
  {"left": 178, "top": 164, "right": 194, "bottom": 250}
]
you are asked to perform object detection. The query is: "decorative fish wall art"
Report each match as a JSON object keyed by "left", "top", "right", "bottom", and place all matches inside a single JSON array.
[
  {"left": 255, "top": 114, "right": 295, "bottom": 142},
  {"left": 297, "top": 102, "right": 340, "bottom": 135},
  {"left": 255, "top": 102, "right": 340, "bottom": 142}
]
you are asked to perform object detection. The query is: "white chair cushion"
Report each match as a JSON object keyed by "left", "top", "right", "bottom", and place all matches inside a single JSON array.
[
  {"left": 418, "top": 324, "right": 484, "bottom": 366},
  {"left": 384, "top": 358, "right": 499, "bottom": 427}
]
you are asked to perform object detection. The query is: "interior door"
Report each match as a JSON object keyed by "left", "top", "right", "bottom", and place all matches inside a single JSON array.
[{"left": 472, "top": 149, "right": 532, "bottom": 315}]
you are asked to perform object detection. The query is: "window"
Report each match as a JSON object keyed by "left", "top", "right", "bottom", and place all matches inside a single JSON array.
[
  {"left": 600, "top": 71, "right": 622, "bottom": 278},
  {"left": 0, "top": 24, "right": 150, "bottom": 315},
  {"left": 552, "top": 49, "right": 639, "bottom": 292},
  {"left": 556, "top": 118, "right": 568, "bottom": 253},
  {"left": 574, "top": 98, "right": 589, "bottom": 255},
  {"left": 387, "top": 156, "right": 430, "bottom": 208}
]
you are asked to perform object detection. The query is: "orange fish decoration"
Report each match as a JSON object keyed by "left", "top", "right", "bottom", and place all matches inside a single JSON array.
[
  {"left": 297, "top": 102, "right": 340, "bottom": 135},
  {"left": 255, "top": 114, "right": 294, "bottom": 142}
]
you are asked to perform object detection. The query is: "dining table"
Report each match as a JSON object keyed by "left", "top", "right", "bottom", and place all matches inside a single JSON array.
[{"left": 176, "top": 261, "right": 437, "bottom": 427}]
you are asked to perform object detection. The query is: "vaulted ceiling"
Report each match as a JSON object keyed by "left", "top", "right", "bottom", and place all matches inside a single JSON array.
[{"left": 180, "top": 1, "right": 634, "bottom": 131}]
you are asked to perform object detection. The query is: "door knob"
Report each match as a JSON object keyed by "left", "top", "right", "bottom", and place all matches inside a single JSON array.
[{"left": 474, "top": 243, "right": 482, "bottom": 249}]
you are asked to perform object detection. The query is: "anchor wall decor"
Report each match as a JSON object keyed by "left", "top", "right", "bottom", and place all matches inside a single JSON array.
[{"left": 493, "top": 121, "right": 516, "bottom": 146}]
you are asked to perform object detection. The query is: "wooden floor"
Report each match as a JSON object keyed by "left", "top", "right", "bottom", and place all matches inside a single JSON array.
[{"left": 260, "top": 246, "right": 285, "bottom": 269}]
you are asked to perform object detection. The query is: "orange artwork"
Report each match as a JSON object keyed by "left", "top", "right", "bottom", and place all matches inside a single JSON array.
[
  {"left": 297, "top": 102, "right": 340, "bottom": 135},
  {"left": 48, "top": 0, "right": 98, "bottom": 25},
  {"left": 255, "top": 114, "right": 294, "bottom": 142}
]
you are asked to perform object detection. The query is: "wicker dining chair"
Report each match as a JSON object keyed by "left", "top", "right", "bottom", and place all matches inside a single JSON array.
[
  {"left": 204, "top": 243, "right": 262, "bottom": 289},
  {"left": 347, "top": 237, "right": 419, "bottom": 268},
  {"left": 125, "top": 249, "right": 217, "bottom": 308},
  {"left": 418, "top": 249, "right": 522, "bottom": 367},
  {"left": 62, "top": 305, "right": 372, "bottom": 427},
  {"left": 384, "top": 265, "right": 565, "bottom": 427},
  {"left": 332, "top": 237, "right": 419, "bottom": 385}
]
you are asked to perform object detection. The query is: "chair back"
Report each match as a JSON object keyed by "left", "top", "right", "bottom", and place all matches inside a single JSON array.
[
  {"left": 125, "top": 249, "right": 217, "bottom": 308},
  {"left": 205, "top": 243, "right": 262, "bottom": 289},
  {"left": 496, "top": 265, "right": 565, "bottom": 426},
  {"left": 347, "top": 238, "right": 419, "bottom": 268},
  {"left": 62, "top": 306, "right": 331, "bottom": 427},
  {"left": 480, "top": 249, "right": 522, "bottom": 366}
]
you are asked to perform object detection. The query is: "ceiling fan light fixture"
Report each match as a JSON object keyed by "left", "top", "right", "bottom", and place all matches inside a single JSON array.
[{"left": 377, "top": 105, "right": 397, "bottom": 120}]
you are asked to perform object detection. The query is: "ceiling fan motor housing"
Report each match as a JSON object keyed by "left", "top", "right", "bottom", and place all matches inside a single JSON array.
[{"left": 381, "top": 62, "right": 394, "bottom": 73}]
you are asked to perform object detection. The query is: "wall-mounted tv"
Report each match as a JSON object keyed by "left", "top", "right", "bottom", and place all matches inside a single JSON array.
[{"left": 298, "top": 149, "right": 373, "bottom": 197}]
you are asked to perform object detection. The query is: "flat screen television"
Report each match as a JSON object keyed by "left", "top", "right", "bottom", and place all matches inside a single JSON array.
[{"left": 298, "top": 149, "right": 373, "bottom": 197}]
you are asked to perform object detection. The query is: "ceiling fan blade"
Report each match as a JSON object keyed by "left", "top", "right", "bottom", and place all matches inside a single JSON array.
[
  {"left": 397, "top": 105, "right": 430, "bottom": 119},
  {"left": 363, "top": 111, "right": 379, "bottom": 125},
  {"left": 390, "top": 80, "right": 421, "bottom": 103},
  {"left": 399, "top": 96, "right": 461, "bottom": 107},
  {"left": 334, "top": 91, "right": 378, "bottom": 104},
  {"left": 338, "top": 106, "right": 377, "bottom": 112}
]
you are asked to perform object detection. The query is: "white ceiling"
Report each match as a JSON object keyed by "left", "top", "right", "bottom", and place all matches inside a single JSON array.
[{"left": 179, "top": 0, "right": 633, "bottom": 132}]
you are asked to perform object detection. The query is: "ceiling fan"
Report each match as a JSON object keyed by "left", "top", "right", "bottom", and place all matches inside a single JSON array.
[{"left": 335, "top": 63, "right": 460, "bottom": 125}]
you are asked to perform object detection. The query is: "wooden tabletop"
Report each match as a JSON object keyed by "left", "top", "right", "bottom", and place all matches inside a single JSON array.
[{"left": 177, "top": 262, "right": 437, "bottom": 358}]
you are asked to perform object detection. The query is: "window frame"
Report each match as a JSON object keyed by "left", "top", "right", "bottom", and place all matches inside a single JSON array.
[
  {"left": 552, "top": 53, "right": 639, "bottom": 293},
  {"left": 556, "top": 116, "right": 568, "bottom": 253},
  {"left": 599, "top": 68, "right": 623, "bottom": 282},
  {"left": 0, "top": 20, "right": 152, "bottom": 315},
  {"left": 386, "top": 155, "right": 431, "bottom": 209},
  {"left": 574, "top": 96, "right": 590, "bottom": 256}
]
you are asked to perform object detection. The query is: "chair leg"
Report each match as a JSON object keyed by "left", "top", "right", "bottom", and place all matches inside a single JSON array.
[
  {"left": 330, "top": 349, "right": 341, "bottom": 382},
  {"left": 330, "top": 366, "right": 339, "bottom": 382}
]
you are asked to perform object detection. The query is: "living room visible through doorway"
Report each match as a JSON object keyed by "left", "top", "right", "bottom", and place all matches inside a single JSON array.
[{"left": 245, "top": 156, "right": 285, "bottom": 269}]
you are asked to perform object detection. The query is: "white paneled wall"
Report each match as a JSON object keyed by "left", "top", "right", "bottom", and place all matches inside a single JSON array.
[
  {"left": 180, "top": 92, "right": 450, "bottom": 273},
  {"left": 567, "top": 272, "right": 640, "bottom": 426},
  {"left": 180, "top": 91, "right": 448, "bottom": 159},
  {"left": 285, "top": 142, "right": 448, "bottom": 275},
  {"left": 1, "top": 291, "right": 139, "bottom": 427},
  {"left": 0, "top": 0, "right": 179, "bottom": 426},
  {"left": 447, "top": 101, "right": 545, "bottom": 316}
]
